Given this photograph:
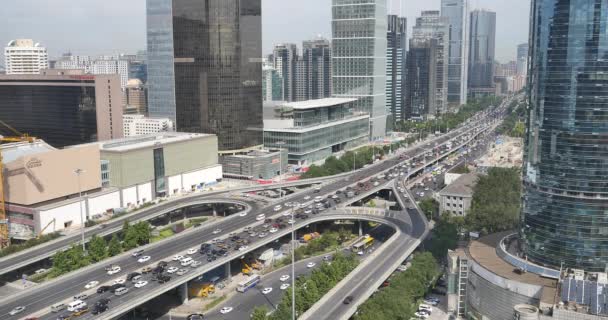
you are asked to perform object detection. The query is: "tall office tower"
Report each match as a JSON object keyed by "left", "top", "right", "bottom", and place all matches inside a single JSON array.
[
  {"left": 405, "top": 37, "right": 439, "bottom": 119},
  {"left": 0, "top": 70, "right": 123, "bottom": 147},
  {"left": 408, "top": 11, "right": 449, "bottom": 117},
  {"left": 386, "top": 15, "right": 407, "bottom": 123},
  {"left": 521, "top": 0, "right": 608, "bottom": 271},
  {"left": 441, "top": 0, "right": 469, "bottom": 107},
  {"left": 468, "top": 9, "right": 496, "bottom": 91},
  {"left": 301, "top": 38, "right": 332, "bottom": 100},
  {"left": 146, "top": 0, "right": 263, "bottom": 152},
  {"left": 516, "top": 43, "right": 529, "bottom": 76},
  {"left": 4, "top": 39, "right": 48, "bottom": 75},
  {"left": 332, "top": 0, "right": 388, "bottom": 139},
  {"left": 272, "top": 43, "right": 298, "bottom": 102},
  {"left": 262, "top": 65, "right": 283, "bottom": 102}
]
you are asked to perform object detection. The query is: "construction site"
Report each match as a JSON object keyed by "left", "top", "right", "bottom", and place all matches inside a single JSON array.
[{"left": 475, "top": 136, "right": 523, "bottom": 169}]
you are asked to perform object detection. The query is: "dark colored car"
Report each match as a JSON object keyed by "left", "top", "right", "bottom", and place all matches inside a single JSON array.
[
  {"left": 157, "top": 275, "right": 171, "bottom": 284},
  {"left": 96, "top": 298, "right": 111, "bottom": 306},
  {"left": 343, "top": 296, "right": 354, "bottom": 304},
  {"left": 127, "top": 272, "right": 141, "bottom": 281},
  {"left": 92, "top": 304, "right": 108, "bottom": 315},
  {"left": 97, "top": 285, "right": 110, "bottom": 293},
  {"left": 187, "top": 314, "right": 205, "bottom": 320}
]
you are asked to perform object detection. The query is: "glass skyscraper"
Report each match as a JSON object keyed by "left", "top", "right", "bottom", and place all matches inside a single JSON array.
[
  {"left": 386, "top": 15, "right": 407, "bottom": 123},
  {"left": 146, "top": 0, "right": 263, "bottom": 152},
  {"left": 441, "top": 0, "right": 469, "bottom": 107},
  {"left": 468, "top": 9, "right": 495, "bottom": 90},
  {"left": 332, "top": 0, "right": 388, "bottom": 139},
  {"left": 521, "top": 0, "right": 608, "bottom": 271}
]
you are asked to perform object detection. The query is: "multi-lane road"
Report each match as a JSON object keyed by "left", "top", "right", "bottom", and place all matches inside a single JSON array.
[{"left": 0, "top": 99, "right": 508, "bottom": 320}]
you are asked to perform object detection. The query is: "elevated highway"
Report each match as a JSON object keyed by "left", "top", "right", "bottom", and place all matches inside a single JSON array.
[{"left": 0, "top": 103, "right": 504, "bottom": 319}]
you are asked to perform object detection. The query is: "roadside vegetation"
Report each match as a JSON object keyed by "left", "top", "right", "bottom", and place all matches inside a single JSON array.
[
  {"left": 0, "top": 232, "right": 61, "bottom": 258},
  {"left": 354, "top": 252, "right": 440, "bottom": 320},
  {"left": 30, "top": 221, "right": 151, "bottom": 282},
  {"left": 418, "top": 198, "right": 439, "bottom": 220},
  {"left": 273, "top": 229, "right": 355, "bottom": 269},
  {"left": 254, "top": 252, "right": 359, "bottom": 320},
  {"left": 497, "top": 99, "right": 526, "bottom": 138}
]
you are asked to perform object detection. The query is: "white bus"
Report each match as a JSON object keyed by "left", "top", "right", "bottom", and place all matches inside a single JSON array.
[{"left": 237, "top": 274, "right": 261, "bottom": 293}]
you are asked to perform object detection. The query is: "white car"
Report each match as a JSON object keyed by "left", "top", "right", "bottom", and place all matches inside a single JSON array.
[
  {"left": 262, "top": 287, "right": 273, "bottom": 294},
  {"left": 167, "top": 266, "right": 179, "bottom": 274},
  {"left": 258, "top": 232, "right": 267, "bottom": 238},
  {"left": 239, "top": 211, "right": 248, "bottom": 217},
  {"left": 191, "top": 261, "right": 202, "bottom": 268},
  {"left": 113, "top": 278, "right": 126, "bottom": 285},
  {"left": 282, "top": 211, "right": 291, "bottom": 217},
  {"left": 84, "top": 280, "right": 99, "bottom": 289},
  {"left": 288, "top": 219, "right": 295, "bottom": 224},
  {"left": 187, "top": 248, "right": 197, "bottom": 255},
  {"left": 213, "top": 229, "right": 222, "bottom": 234},
  {"left": 220, "top": 307, "right": 233, "bottom": 314},
  {"left": 134, "top": 280, "right": 148, "bottom": 288},
  {"left": 107, "top": 266, "right": 121, "bottom": 275},
  {"left": 9, "top": 306, "right": 25, "bottom": 316},
  {"left": 303, "top": 195, "right": 311, "bottom": 200},
  {"left": 279, "top": 275, "right": 290, "bottom": 282},
  {"left": 173, "top": 255, "right": 184, "bottom": 261},
  {"left": 357, "top": 251, "right": 364, "bottom": 256},
  {"left": 138, "top": 256, "right": 151, "bottom": 263},
  {"left": 280, "top": 283, "right": 290, "bottom": 290},
  {"left": 269, "top": 227, "right": 278, "bottom": 233},
  {"left": 414, "top": 312, "right": 429, "bottom": 319},
  {"left": 256, "top": 214, "right": 266, "bottom": 221},
  {"left": 238, "top": 246, "right": 249, "bottom": 251},
  {"left": 307, "top": 262, "right": 316, "bottom": 268},
  {"left": 304, "top": 209, "right": 312, "bottom": 214},
  {"left": 274, "top": 205, "right": 282, "bottom": 212}
]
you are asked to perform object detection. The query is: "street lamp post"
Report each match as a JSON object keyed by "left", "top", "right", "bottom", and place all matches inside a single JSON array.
[
  {"left": 74, "top": 169, "right": 86, "bottom": 252},
  {"left": 291, "top": 203, "right": 297, "bottom": 320}
]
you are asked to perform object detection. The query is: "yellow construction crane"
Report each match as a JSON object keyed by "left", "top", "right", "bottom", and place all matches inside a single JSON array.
[{"left": 0, "top": 120, "right": 36, "bottom": 248}]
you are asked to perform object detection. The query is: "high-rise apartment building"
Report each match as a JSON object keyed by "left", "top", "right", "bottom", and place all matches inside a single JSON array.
[
  {"left": 55, "top": 54, "right": 130, "bottom": 88},
  {"left": 332, "top": 0, "right": 388, "bottom": 139},
  {"left": 441, "top": 0, "right": 469, "bottom": 107},
  {"left": 146, "top": 0, "right": 263, "bottom": 152},
  {"left": 521, "top": 0, "right": 608, "bottom": 271},
  {"left": 4, "top": 39, "right": 48, "bottom": 75},
  {"left": 386, "top": 15, "right": 407, "bottom": 122},
  {"left": 516, "top": 43, "right": 529, "bottom": 76},
  {"left": 273, "top": 43, "right": 298, "bottom": 102},
  {"left": 262, "top": 65, "right": 283, "bottom": 102},
  {"left": 468, "top": 9, "right": 496, "bottom": 91},
  {"left": 301, "top": 38, "right": 332, "bottom": 101},
  {"left": 0, "top": 70, "right": 123, "bottom": 147},
  {"left": 406, "top": 11, "right": 449, "bottom": 118}
]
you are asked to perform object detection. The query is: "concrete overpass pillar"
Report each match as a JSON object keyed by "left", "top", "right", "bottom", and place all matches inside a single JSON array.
[
  {"left": 358, "top": 220, "right": 363, "bottom": 236},
  {"left": 225, "top": 262, "right": 231, "bottom": 282},
  {"left": 178, "top": 282, "right": 189, "bottom": 304}
]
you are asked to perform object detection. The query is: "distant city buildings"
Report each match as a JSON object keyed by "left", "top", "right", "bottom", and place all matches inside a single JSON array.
[
  {"left": 262, "top": 64, "right": 283, "bottom": 102},
  {"left": 332, "top": 0, "right": 388, "bottom": 139},
  {"left": 147, "top": 0, "right": 263, "bottom": 153},
  {"left": 516, "top": 43, "right": 528, "bottom": 76},
  {"left": 54, "top": 54, "right": 130, "bottom": 88},
  {"left": 441, "top": 0, "right": 469, "bottom": 107},
  {"left": 0, "top": 69, "right": 123, "bottom": 148},
  {"left": 468, "top": 9, "right": 496, "bottom": 97},
  {"left": 4, "top": 39, "right": 48, "bottom": 75},
  {"left": 406, "top": 11, "right": 449, "bottom": 119},
  {"left": 272, "top": 43, "right": 298, "bottom": 102},
  {"left": 123, "top": 114, "right": 173, "bottom": 137},
  {"left": 386, "top": 15, "right": 407, "bottom": 123},
  {"left": 124, "top": 79, "right": 147, "bottom": 115}
]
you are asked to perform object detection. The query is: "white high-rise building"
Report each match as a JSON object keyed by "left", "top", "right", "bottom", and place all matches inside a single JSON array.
[
  {"left": 4, "top": 39, "right": 48, "bottom": 74},
  {"left": 55, "top": 55, "right": 129, "bottom": 88},
  {"left": 123, "top": 114, "right": 174, "bottom": 137}
]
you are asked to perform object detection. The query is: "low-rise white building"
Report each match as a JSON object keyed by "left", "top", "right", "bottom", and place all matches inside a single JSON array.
[
  {"left": 438, "top": 173, "right": 477, "bottom": 216},
  {"left": 123, "top": 114, "right": 174, "bottom": 137}
]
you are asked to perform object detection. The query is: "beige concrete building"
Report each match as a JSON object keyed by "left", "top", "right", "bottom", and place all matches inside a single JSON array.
[
  {"left": 125, "top": 78, "right": 147, "bottom": 114},
  {"left": 438, "top": 173, "right": 477, "bottom": 216}
]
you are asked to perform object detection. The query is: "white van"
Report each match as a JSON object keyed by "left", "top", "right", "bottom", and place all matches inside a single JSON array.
[
  {"left": 273, "top": 205, "right": 282, "bottom": 212},
  {"left": 181, "top": 257, "right": 193, "bottom": 266},
  {"left": 256, "top": 214, "right": 266, "bottom": 221},
  {"left": 51, "top": 303, "right": 66, "bottom": 313},
  {"left": 67, "top": 300, "right": 87, "bottom": 312},
  {"left": 115, "top": 287, "right": 129, "bottom": 296}
]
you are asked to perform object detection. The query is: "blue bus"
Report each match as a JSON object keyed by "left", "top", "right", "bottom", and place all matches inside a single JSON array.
[{"left": 237, "top": 275, "right": 261, "bottom": 293}]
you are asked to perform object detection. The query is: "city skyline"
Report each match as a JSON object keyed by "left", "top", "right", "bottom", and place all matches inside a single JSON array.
[{"left": 0, "top": 0, "right": 528, "bottom": 64}]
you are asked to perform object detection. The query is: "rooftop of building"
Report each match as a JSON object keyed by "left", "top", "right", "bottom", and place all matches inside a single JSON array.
[
  {"left": 0, "top": 139, "right": 55, "bottom": 163},
  {"left": 279, "top": 98, "right": 357, "bottom": 110},
  {"left": 467, "top": 231, "right": 557, "bottom": 304},
  {"left": 75, "top": 132, "right": 215, "bottom": 153},
  {"left": 438, "top": 173, "right": 478, "bottom": 197},
  {"left": 224, "top": 149, "right": 282, "bottom": 159},
  {"left": 6, "top": 39, "right": 42, "bottom": 48}
]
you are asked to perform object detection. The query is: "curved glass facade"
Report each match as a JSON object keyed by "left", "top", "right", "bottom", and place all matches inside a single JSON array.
[{"left": 521, "top": 0, "right": 608, "bottom": 271}]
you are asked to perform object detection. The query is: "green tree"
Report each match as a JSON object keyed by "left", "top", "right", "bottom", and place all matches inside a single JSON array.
[
  {"left": 250, "top": 306, "right": 269, "bottom": 320},
  {"left": 88, "top": 235, "right": 107, "bottom": 262},
  {"left": 429, "top": 214, "right": 458, "bottom": 260},
  {"left": 50, "top": 245, "right": 90, "bottom": 277},
  {"left": 108, "top": 235, "right": 122, "bottom": 257},
  {"left": 418, "top": 198, "right": 439, "bottom": 219}
]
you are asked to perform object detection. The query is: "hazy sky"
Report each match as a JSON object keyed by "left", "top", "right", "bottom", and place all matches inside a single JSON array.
[{"left": 0, "top": 0, "right": 529, "bottom": 63}]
